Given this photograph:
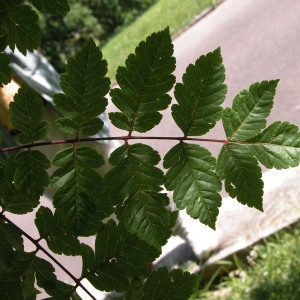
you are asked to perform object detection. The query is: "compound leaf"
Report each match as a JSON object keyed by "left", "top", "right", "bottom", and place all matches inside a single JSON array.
[
  {"left": 223, "top": 80, "right": 279, "bottom": 141},
  {"left": 135, "top": 267, "right": 198, "bottom": 300},
  {"left": 54, "top": 38, "right": 110, "bottom": 137},
  {"left": 172, "top": 47, "right": 226, "bottom": 136},
  {"left": 0, "top": 3, "right": 40, "bottom": 54},
  {"left": 246, "top": 121, "right": 300, "bottom": 169},
  {"left": 0, "top": 53, "right": 12, "bottom": 87},
  {"left": 35, "top": 206, "right": 81, "bottom": 255},
  {"left": 9, "top": 84, "right": 49, "bottom": 144},
  {"left": 217, "top": 143, "right": 263, "bottom": 210},
  {"left": 109, "top": 27, "right": 176, "bottom": 133},
  {"left": 164, "top": 143, "right": 222, "bottom": 229},
  {"left": 30, "top": 0, "right": 70, "bottom": 15},
  {"left": 85, "top": 220, "right": 160, "bottom": 293},
  {"left": 105, "top": 143, "right": 174, "bottom": 247}
]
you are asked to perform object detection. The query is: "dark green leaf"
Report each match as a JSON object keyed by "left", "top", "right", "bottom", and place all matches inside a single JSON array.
[
  {"left": 1, "top": 223, "right": 24, "bottom": 251},
  {"left": 246, "top": 121, "right": 300, "bottom": 169},
  {"left": 125, "top": 277, "right": 144, "bottom": 300},
  {"left": 51, "top": 165, "right": 103, "bottom": 234},
  {"left": 54, "top": 38, "right": 110, "bottom": 137},
  {"left": 0, "top": 53, "right": 12, "bottom": 87},
  {"left": 30, "top": 0, "right": 70, "bottom": 15},
  {"left": 117, "top": 192, "right": 175, "bottom": 248},
  {"left": 35, "top": 206, "right": 81, "bottom": 255},
  {"left": 222, "top": 80, "right": 279, "bottom": 141},
  {"left": 9, "top": 85, "right": 49, "bottom": 144},
  {"left": 51, "top": 145, "right": 106, "bottom": 234},
  {"left": 85, "top": 220, "right": 160, "bottom": 293},
  {"left": 33, "top": 256, "right": 75, "bottom": 298},
  {"left": 141, "top": 267, "right": 198, "bottom": 300},
  {"left": 0, "top": 250, "right": 37, "bottom": 300},
  {"left": 109, "top": 27, "right": 176, "bottom": 133},
  {"left": 79, "top": 188, "right": 113, "bottom": 237},
  {"left": 106, "top": 143, "right": 174, "bottom": 246},
  {"left": 0, "top": 236, "right": 15, "bottom": 272},
  {"left": 52, "top": 146, "right": 104, "bottom": 168},
  {"left": 106, "top": 143, "right": 164, "bottom": 202},
  {"left": 80, "top": 243, "right": 96, "bottom": 277},
  {"left": 0, "top": 154, "right": 35, "bottom": 214},
  {"left": 172, "top": 47, "right": 226, "bottom": 136},
  {"left": 2, "top": 4, "right": 40, "bottom": 54},
  {"left": 14, "top": 150, "right": 50, "bottom": 203},
  {"left": 164, "top": 143, "right": 222, "bottom": 229},
  {"left": 217, "top": 143, "right": 264, "bottom": 210}
]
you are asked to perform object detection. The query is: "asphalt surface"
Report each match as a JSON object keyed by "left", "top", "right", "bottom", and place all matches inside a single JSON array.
[
  {"left": 8, "top": 0, "right": 300, "bottom": 298},
  {"left": 108, "top": 0, "right": 300, "bottom": 159}
]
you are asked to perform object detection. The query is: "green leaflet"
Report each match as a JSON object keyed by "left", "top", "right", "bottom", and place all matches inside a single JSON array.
[
  {"left": 109, "top": 27, "right": 176, "bottom": 133},
  {"left": 126, "top": 267, "right": 198, "bottom": 300},
  {"left": 246, "top": 121, "right": 300, "bottom": 169},
  {"left": 51, "top": 146, "right": 105, "bottom": 234},
  {"left": 0, "top": 223, "right": 23, "bottom": 272},
  {"left": 54, "top": 38, "right": 110, "bottom": 137},
  {"left": 30, "top": 0, "right": 70, "bottom": 15},
  {"left": 217, "top": 143, "right": 264, "bottom": 210},
  {"left": 0, "top": 53, "right": 12, "bottom": 87},
  {"left": 172, "top": 47, "right": 226, "bottom": 136},
  {"left": 0, "top": 154, "right": 41, "bottom": 213},
  {"left": 117, "top": 193, "right": 178, "bottom": 248},
  {"left": 33, "top": 255, "right": 75, "bottom": 298},
  {"left": 84, "top": 220, "right": 160, "bottom": 293},
  {"left": 0, "top": 250, "right": 75, "bottom": 298},
  {"left": 164, "top": 143, "right": 222, "bottom": 229},
  {"left": 105, "top": 143, "right": 174, "bottom": 248},
  {"left": 35, "top": 206, "right": 81, "bottom": 255},
  {"left": 14, "top": 150, "right": 50, "bottom": 203},
  {"left": 0, "top": 251, "right": 38, "bottom": 300},
  {"left": 222, "top": 80, "right": 279, "bottom": 141},
  {"left": 9, "top": 84, "right": 49, "bottom": 144},
  {"left": 0, "top": 2, "right": 40, "bottom": 54}
]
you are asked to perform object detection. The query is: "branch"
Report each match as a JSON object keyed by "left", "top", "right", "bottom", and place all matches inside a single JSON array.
[{"left": 0, "top": 136, "right": 227, "bottom": 153}]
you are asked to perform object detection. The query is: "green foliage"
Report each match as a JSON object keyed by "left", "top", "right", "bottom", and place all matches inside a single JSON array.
[
  {"left": 109, "top": 27, "right": 175, "bottom": 133},
  {"left": 106, "top": 143, "right": 176, "bottom": 248},
  {"left": 164, "top": 143, "right": 221, "bottom": 229},
  {"left": 1, "top": 2, "right": 300, "bottom": 298},
  {"left": 37, "top": 0, "right": 158, "bottom": 72},
  {"left": 172, "top": 47, "right": 226, "bottom": 136},
  {"left": 0, "top": 0, "right": 40, "bottom": 54},
  {"left": 54, "top": 38, "right": 110, "bottom": 136},
  {"left": 10, "top": 85, "right": 49, "bottom": 144}
]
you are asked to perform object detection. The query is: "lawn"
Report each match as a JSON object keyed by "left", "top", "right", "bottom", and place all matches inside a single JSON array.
[
  {"left": 191, "top": 220, "right": 300, "bottom": 299},
  {"left": 101, "top": 0, "right": 215, "bottom": 82}
]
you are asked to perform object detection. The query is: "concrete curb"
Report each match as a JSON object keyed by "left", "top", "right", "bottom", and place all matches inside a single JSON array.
[{"left": 153, "top": 166, "right": 300, "bottom": 274}]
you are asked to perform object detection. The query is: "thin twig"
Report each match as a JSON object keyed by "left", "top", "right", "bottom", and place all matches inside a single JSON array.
[
  {"left": 0, "top": 135, "right": 227, "bottom": 153},
  {"left": 1, "top": 214, "right": 97, "bottom": 300}
]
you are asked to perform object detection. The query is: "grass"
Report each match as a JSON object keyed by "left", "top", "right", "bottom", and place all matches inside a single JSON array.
[
  {"left": 101, "top": 0, "right": 215, "bottom": 82},
  {"left": 190, "top": 220, "right": 300, "bottom": 299}
]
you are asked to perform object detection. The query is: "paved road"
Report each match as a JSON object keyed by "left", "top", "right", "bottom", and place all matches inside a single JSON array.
[
  {"left": 10, "top": 0, "right": 300, "bottom": 298},
  {"left": 108, "top": 0, "right": 300, "bottom": 160}
]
